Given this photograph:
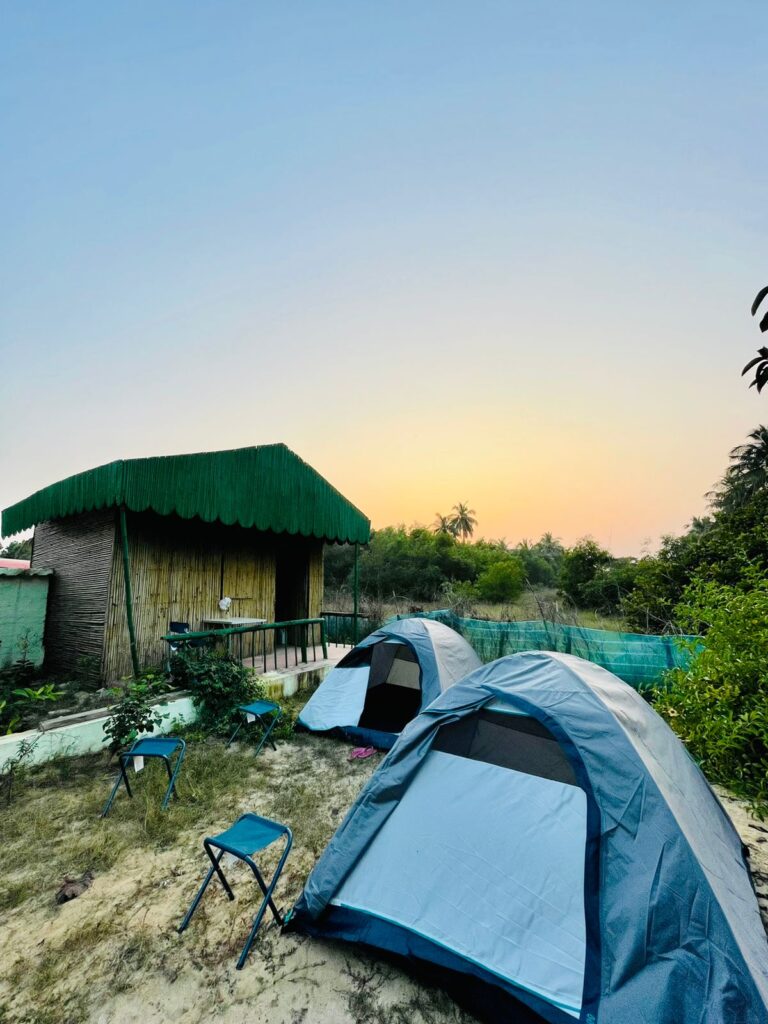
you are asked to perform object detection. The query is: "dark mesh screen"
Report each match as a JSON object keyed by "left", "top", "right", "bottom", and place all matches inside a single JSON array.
[
  {"left": 338, "top": 645, "right": 374, "bottom": 669},
  {"left": 369, "top": 643, "right": 400, "bottom": 687},
  {"left": 358, "top": 684, "right": 422, "bottom": 732},
  {"left": 432, "top": 710, "right": 578, "bottom": 787},
  {"left": 358, "top": 643, "right": 422, "bottom": 731}
]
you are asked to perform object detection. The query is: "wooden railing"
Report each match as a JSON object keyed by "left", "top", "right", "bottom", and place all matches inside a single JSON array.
[{"left": 162, "top": 617, "right": 328, "bottom": 672}]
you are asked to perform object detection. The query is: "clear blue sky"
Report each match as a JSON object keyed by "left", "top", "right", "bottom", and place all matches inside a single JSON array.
[{"left": 2, "top": 3, "right": 766, "bottom": 553}]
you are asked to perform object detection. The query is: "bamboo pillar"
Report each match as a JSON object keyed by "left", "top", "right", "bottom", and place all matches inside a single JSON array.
[
  {"left": 353, "top": 542, "right": 360, "bottom": 644},
  {"left": 119, "top": 507, "right": 140, "bottom": 677}
]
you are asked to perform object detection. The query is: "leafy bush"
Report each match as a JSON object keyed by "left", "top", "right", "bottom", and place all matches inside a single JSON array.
[
  {"left": 103, "top": 674, "right": 169, "bottom": 754},
  {"left": 170, "top": 647, "right": 264, "bottom": 735},
  {"left": 475, "top": 559, "right": 525, "bottom": 603},
  {"left": 0, "top": 733, "right": 41, "bottom": 804},
  {"left": 558, "top": 538, "right": 612, "bottom": 607},
  {"left": 622, "top": 491, "right": 768, "bottom": 633},
  {"left": 653, "top": 573, "right": 768, "bottom": 813},
  {"left": 0, "top": 654, "right": 62, "bottom": 735}
]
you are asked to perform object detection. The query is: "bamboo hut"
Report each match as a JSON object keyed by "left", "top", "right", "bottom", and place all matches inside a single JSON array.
[{"left": 0, "top": 445, "right": 370, "bottom": 681}]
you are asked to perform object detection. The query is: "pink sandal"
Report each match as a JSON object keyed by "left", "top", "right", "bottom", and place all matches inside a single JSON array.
[{"left": 348, "top": 746, "right": 376, "bottom": 761}]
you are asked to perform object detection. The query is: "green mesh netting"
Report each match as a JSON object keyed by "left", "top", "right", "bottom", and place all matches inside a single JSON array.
[
  {"left": 397, "top": 610, "right": 699, "bottom": 690},
  {"left": 322, "top": 612, "right": 373, "bottom": 646}
]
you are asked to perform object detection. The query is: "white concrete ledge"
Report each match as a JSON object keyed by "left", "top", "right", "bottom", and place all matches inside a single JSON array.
[
  {"left": 0, "top": 694, "right": 198, "bottom": 772},
  {"left": 0, "top": 649, "right": 346, "bottom": 772}
]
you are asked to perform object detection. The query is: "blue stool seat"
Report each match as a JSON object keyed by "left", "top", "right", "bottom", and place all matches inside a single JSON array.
[
  {"left": 128, "top": 736, "right": 184, "bottom": 758},
  {"left": 211, "top": 813, "right": 289, "bottom": 858},
  {"left": 101, "top": 735, "right": 186, "bottom": 817},
  {"left": 179, "top": 812, "right": 292, "bottom": 970},
  {"left": 227, "top": 701, "right": 282, "bottom": 754},
  {"left": 240, "top": 700, "right": 279, "bottom": 717}
]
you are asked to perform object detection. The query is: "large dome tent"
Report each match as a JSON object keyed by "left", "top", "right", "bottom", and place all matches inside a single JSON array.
[
  {"left": 289, "top": 652, "right": 768, "bottom": 1024},
  {"left": 298, "top": 617, "right": 481, "bottom": 748}
]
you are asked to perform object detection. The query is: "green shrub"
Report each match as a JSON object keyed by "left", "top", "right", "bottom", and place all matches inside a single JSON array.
[
  {"left": 653, "top": 572, "right": 768, "bottom": 814},
  {"left": 558, "top": 538, "right": 612, "bottom": 607},
  {"left": 170, "top": 647, "right": 264, "bottom": 735},
  {"left": 103, "top": 675, "right": 169, "bottom": 755},
  {"left": 0, "top": 656, "right": 62, "bottom": 735},
  {"left": 475, "top": 559, "right": 525, "bottom": 603}
]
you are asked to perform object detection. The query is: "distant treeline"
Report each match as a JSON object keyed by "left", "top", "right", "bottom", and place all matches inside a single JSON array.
[
  {"left": 325, "top": 529, "right": 566, "bottom": 607},
  {"left": 326, "top": 428, "right": 768, "bottom": 636}
]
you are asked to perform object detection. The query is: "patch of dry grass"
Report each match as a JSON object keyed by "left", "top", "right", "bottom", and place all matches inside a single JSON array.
[{"left": 2, "top": 728, "right": 465, "bottom": 1024}]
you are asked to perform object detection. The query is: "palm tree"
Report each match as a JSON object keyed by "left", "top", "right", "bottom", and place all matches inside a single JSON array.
[
  {"left": 711, "top": 426, "right": 768, "bottom": 510},
  {"left": 433, "top": 513, "right": 456, "bottom": 536},
  {"left": 450, "top": 502, "right": 477, "bottom": 543},
  {"left": 536, "top": 532, "right": 564, "bottom": 561},
  {"left": 742, "top": 286, "right": 768, "bottom": 392}
]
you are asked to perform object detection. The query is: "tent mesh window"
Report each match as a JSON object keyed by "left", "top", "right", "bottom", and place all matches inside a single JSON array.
[
  {"left": 432, "top": 710, "right": 578, "bottom": 787},
  {"left": 358, "top": 643, "right": 422, "bottom": 733},
  {"left": 337, "top": 645, "right": 375, "bottom": 669}
]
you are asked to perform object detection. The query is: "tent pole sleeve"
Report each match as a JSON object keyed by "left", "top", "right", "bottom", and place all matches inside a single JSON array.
[
  {"left": 119, "top": 507, "right": 140, "bottom": 677},
  {"left": 353, "top": 543, "right": 360, "bottom": 644}
]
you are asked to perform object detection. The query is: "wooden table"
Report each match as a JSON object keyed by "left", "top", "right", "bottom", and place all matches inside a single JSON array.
[{"left": 200, "top": 617, "right": 267, "bottom": 656}]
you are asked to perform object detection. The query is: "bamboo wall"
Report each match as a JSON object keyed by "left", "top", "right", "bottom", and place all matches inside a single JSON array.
[
  {"left": 103, "top": 511, "right": 324, "bottom": 681},
  {"left": 308, "top": 541, "right": 323, "bottom": 619},
  {"left": 32, "top": 510, "right": 116, "bottom": 678}
]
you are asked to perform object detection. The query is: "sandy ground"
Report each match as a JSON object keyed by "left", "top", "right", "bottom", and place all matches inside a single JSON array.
[
  {"left": 0, "top": 739, "right": 766, "bottom": 1024},
  {"left": 0, "top": 737, "right": 474, "bottom": 1024},
  {"left": 714, "top": 787, "right": 768, "bottom": 931}
]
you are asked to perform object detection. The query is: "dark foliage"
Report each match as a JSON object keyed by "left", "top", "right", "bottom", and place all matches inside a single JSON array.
[
  {"left": 742, "top": 285, "right": 768, "bottom": 391},
  {"left": 326, "top": 529, "right": 554, "bottom": 604},
  {"left": 170, "top": 647, "right": 263, "bottom": 735},
  {"left": 0, "top": 538, "right": 32, "bottom": 560}
]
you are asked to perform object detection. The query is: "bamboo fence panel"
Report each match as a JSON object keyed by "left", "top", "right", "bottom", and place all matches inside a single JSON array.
[
  {"left": 104, "top": 512, "right": 286, "bottom": 680},
  {"left": 32, "top": 510, "right": 116, "bottom": 678}
]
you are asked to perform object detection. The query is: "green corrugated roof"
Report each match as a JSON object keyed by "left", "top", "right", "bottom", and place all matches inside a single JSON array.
[{"left": 1, "top": 444, "right": 370, "bottom": 544}]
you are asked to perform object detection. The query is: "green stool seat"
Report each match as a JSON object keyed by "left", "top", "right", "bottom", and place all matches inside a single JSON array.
[
  {"left": 178, "top": 812, "right": 292, "bottom": 969},
  {"left": 227, "top": 700, "right": 282, "bottom": 754},
  {"left": 101, "top": 736, "right": 186, "bottom": 817}
]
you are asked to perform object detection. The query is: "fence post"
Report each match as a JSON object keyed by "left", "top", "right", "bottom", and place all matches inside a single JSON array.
[
  {"left": 119, "top": 507, "right": 140, "bottom": 678},
  {"left": 320, "top": 619, "right": 328, "bottom": 660},
  {"left": 300, "top": 622, "right": 307, "bottom": 664}
]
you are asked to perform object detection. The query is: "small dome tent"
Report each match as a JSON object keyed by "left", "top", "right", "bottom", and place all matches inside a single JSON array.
[
  {"left": 290, "top": 652, "right": 768, "bottom": 1024},
  {"left": 298, "top": 618, "right": 481, "bottom": 748}
]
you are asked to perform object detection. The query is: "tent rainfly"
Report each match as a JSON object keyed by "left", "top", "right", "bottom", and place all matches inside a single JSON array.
[
  {"left": 297, "top": 617, "right": 481, "bottom": 748},
  {"left": 289, "top": 652, "right": 768, "bottom": 1024}
]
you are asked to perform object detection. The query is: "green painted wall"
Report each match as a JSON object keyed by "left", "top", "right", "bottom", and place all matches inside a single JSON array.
[{"left": 0, "top": 572, "right": 50, "bottom": 669}]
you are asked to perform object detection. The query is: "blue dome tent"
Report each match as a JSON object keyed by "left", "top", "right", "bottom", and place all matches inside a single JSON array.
[
  {"left": 298, "top": 618, "right": 481, "bottom": 749},
  {"left": 290, "top": 652, "right": 768, "bottom": 1023}
]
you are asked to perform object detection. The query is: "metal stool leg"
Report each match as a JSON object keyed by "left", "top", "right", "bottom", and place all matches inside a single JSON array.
[
  {"left": 253, "top": 709, "right": 281, "bottom": 757},
  {"left": 178, "top": 846, "right": 234, "bottom": 934},
  {"left": 227, "top": 717, "right": 244, "bottom": 748},
  {"left": 101, "top": 756, "right": 133, "bottom": 817},
  {"left": 161, "top": 742, "right": 186, "bottom": 811},
  {"left": 236, "top": 832, "right": 292, "bottom": 970},
  {"left": 246, "top": 861, "right": 283, "bottom": 924}
]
